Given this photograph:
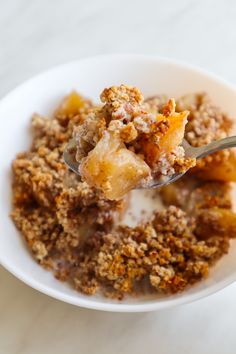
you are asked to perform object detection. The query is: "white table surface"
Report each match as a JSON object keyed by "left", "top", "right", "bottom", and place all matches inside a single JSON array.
[{"left": 1, "top": 0, "right": 236, "bottom": 353}]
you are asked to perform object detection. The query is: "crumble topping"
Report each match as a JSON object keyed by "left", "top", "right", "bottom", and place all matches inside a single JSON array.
[{"left": 177, "top": 92, "right": 233, "bottom": 171}]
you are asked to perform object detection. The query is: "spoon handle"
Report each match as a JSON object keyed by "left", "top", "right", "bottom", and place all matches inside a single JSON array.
[{"left": 191, "top": 136, "right": 236, "bottom": 159}]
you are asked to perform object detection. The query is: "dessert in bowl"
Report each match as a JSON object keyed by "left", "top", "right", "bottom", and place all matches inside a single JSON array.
[{"left": 1, "top": 55, "right": 236, "bottom": 312}]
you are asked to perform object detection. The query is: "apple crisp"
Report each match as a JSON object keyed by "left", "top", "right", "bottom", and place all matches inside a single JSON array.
[{"left": 11, "top": 88, "right": 236, "bottom": 300}]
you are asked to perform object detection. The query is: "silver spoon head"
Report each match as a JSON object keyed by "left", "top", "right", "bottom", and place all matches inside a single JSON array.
[{"left": 63, "top": 139, "right": 80, "bottom": 175}]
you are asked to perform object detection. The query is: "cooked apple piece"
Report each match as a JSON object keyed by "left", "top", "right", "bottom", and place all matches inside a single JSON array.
[
  {"left": 141, "top": 111, "right": 188, "bottom": 167},
  {"left": 160, "top": 177, "right": 197, "bottom": 208},
  {"left": 56, "top": 91, "right": 85, "bottom": 116},
  {"left": 159, "top": 111, "right": 188, "bottom": 153},
  {"left": 195, "top": 207, "right": 236, "bottom": 239},
  {"left": 192, "top": 150, "right": 236, "bottom": 182},
  {"left": 80, "top": 132, "right": 151, "bottom": 200},
  {"left": 160, "top": 183, "right": 180, "bottom": 206}
]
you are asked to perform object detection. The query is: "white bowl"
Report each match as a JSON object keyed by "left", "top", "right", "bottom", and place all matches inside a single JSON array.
[{"left": 1, "top": 54, "right": 236, "bottom": 312}]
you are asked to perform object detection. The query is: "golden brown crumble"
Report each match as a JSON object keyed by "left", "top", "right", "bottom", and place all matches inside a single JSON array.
[
  {"left": 11, "top": 89, "right": 236, "bottom": 300},
  {"left": 143, "top": 95, "right": 169, "bottom": 115},
  {"left": 101, "top": 84, "right": 144, "bottom": 107},
  {"left": 177, "top": 93, "right": 236, "bottom": 177}
]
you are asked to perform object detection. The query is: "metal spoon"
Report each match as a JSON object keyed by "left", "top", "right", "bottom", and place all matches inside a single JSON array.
[{"left": 63, "top": 136, "right": 236, "bottom": 189}]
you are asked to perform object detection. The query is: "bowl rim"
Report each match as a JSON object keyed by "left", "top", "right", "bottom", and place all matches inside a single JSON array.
[{"left": 1, "top": 53, "right": 236, "bottom": 312}]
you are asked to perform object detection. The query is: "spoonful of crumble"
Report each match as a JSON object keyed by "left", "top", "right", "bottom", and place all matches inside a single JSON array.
[{"left": 63, "top": 85, "right": 236, "bottom": 200}]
